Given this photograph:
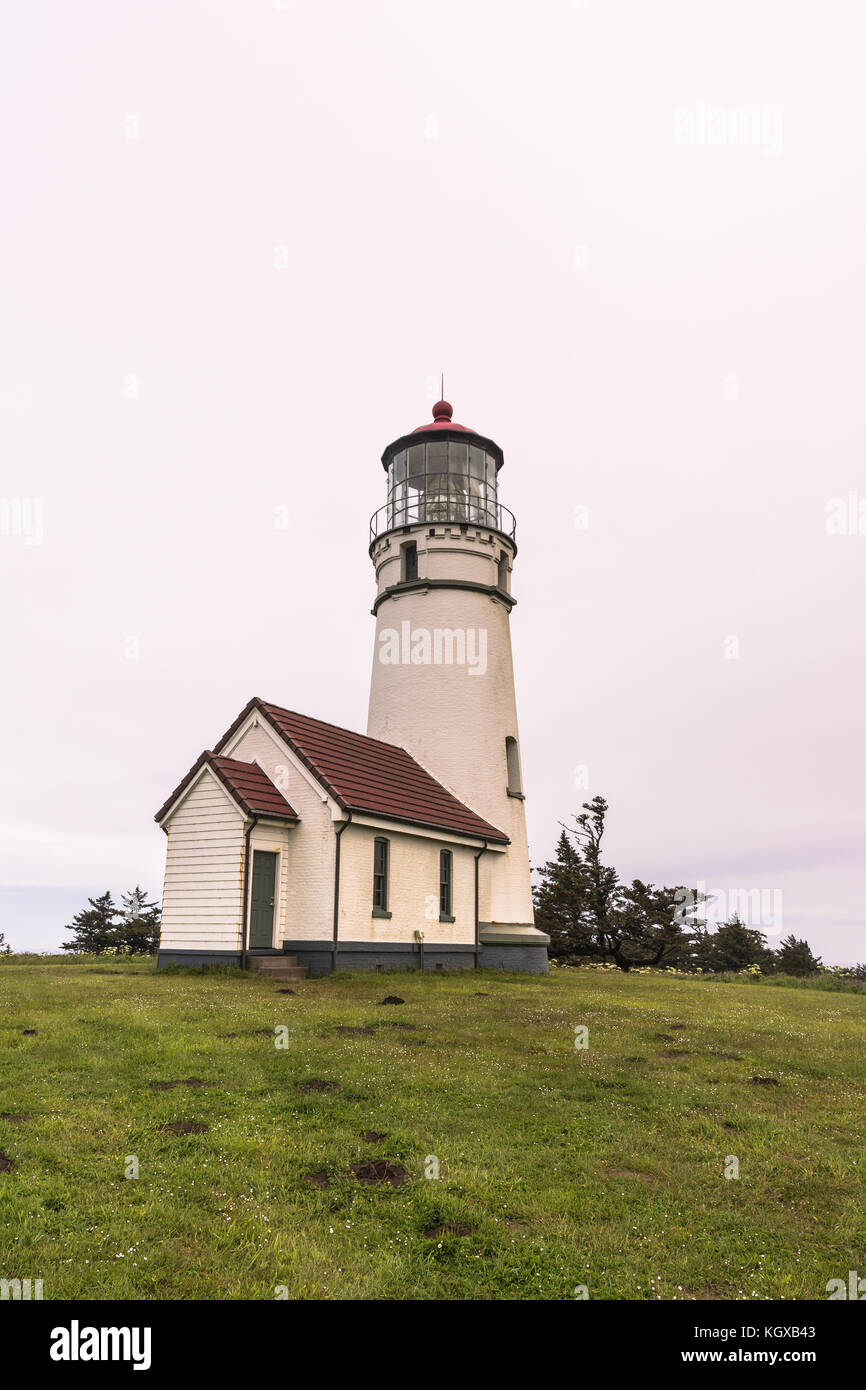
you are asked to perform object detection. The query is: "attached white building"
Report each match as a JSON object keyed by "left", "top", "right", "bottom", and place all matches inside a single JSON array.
[{"left": 155, "top": 398, "right": 549, "bottom": 975}]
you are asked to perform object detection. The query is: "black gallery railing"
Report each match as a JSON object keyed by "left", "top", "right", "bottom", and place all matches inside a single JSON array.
[{"left": 369, "top": 499, "right": 517, "bottom": 546}]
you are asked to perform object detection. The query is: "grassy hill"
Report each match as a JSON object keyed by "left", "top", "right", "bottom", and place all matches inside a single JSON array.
[{"left": 0, "top": 960, "right": 863, "bottom": 1300}]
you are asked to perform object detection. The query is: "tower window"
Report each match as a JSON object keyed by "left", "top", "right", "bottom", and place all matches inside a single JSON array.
[
  {"left": 439, "top": 849, "right": 453, "bottom": 919},
  {"left": 497, "top": 552, "right": 509, "bottom": 591},
  {"left": 372, "top": 837, "right": 390, "bottom": 915},
  {"left": 402, "top": 541, "right": 418, "bottom": 582},
  {"left": 505, "top": 737, "right": 523, "bottom": 797}
]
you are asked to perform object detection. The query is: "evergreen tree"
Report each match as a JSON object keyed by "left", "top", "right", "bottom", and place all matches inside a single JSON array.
[
  {"left": 619, "top": 879, "right": 700, "bottom": 970},
  {"left": 692, "top": 915, "right": 775, "bottom": 973},
  {"left": 117, "top": 886, "right": 160, "bottom": 955},
  {"left": 774, "top": 933, "right": 822, "bottom": 977},
  {"left": 534, "top": 797, "right": 699, "bottom": 970},
  {"left": 532, "top": 830, "right": 595, "bottom": 959},
  {"left": 60, "top": 892, "right": 120, "bottom": 954}
]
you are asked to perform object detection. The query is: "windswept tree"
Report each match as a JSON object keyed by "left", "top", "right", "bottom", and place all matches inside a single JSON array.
[
  {"left": 534, "top": 796, "right": 700, "bottom": 970},
  {"left": 61, "top": 888, "right": 160, "bottom": 956},
  {"left": 692, "top": 915, "right": 775, "bottom": 974},
  {"left": 774, "top": 933, "right": 822, "bottom": 977},
  {"left": 532, "top": 829, "right": 596, "bottom": 960},
  {"left": 117, "top": 886, "right": 161, "bottom": 955},
  {"left": 60, "top": 891, "right": 120, "bottom": 954}
]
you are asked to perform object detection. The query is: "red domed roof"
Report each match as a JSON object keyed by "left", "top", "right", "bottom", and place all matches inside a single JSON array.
[
  {"left": 411, "top": 399, "right": 477, "bottom": 434},
  {"left": 380, "top": 397, "right": 504, "bottom": 471}
]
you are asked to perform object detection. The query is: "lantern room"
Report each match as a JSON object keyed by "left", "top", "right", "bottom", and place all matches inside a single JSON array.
[{"left": 370, "top": 399, "right": 514, "bottom": 544}]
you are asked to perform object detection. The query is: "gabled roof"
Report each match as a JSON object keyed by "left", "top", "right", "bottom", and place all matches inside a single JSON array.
[
  {"left": 155, "top": 751, "right": 299, "bottom": 826},
  {"left": 213, "top": 696, "right": 509, "bottom": 845}
]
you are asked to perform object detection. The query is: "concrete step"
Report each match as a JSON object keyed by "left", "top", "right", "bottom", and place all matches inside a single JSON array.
[{"left": 248, "top": 958, "right": 308, "bottom": 981}]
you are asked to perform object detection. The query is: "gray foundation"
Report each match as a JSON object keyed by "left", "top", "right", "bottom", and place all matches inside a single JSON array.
[
  {"left": 158, "top": 935, "right": 549, "bottom": 975},
  {"left": 479, "top": 923, "right": 550, "bottom": 975},
  {"left": 285, "top": 940, "right": 478, "bottom": 975},
  {"left": 157, "top": 949, "right": 242, "bottom": 970}
]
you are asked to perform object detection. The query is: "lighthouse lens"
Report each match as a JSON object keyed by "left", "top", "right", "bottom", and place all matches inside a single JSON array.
[
  {"left": 384, "top": 441, "right": 499, "bottom": 531},
  {"left": 448, "top": 441, "right": 468, "bottom": 472}
]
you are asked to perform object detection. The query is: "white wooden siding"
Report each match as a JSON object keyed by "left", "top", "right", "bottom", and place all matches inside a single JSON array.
[{"left": 159, "top": 767, "right": 246, "bottom": 950}]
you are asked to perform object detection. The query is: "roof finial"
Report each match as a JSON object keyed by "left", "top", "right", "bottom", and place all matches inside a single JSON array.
[{"left": 431, "top": 372, "right": 452, "bottom": 422}]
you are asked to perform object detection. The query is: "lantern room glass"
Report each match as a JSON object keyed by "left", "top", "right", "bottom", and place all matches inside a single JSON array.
[{"left": 387, "top": 440, "right": 499, "bottom": 528}]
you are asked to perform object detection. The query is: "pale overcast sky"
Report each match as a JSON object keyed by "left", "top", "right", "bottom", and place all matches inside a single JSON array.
[{"left": 1, "top": 1, "right": 863, "bottom": 961}]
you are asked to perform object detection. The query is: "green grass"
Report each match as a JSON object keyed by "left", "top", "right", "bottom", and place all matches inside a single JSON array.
[{"left": 1, "top": 960, "right": 864, "bottom": 1300}]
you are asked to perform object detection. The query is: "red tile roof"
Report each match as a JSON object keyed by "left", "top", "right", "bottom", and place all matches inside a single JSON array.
[
  {"left": 213, "top": 697, "right": 509, "bottom": 844},
  {"left": 155, "top": 751, "right": 298, "bottom": 825}
]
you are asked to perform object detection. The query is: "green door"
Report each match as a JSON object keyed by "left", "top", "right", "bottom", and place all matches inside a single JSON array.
[{"left": 249, "top": 850, "right": 278, "bottom": 949}]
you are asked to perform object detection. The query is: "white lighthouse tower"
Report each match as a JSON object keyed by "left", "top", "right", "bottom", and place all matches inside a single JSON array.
[{"left": 367, "top": 396, "right": 548, "bottom": 970}]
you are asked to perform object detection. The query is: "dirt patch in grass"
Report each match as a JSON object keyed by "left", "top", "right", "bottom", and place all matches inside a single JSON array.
[
  {"left": 336, "top": 1025, "right": 375, "bottom": 1035},
  {"left": 710, "top": 1051, "right": 744, "bottom": 1061},
  {"left": 606, "top": 1166, "right": 654, "bottom": 1184},
  {"left": 379, "top": 996, "right": 404, "bottom": 1005},
  {"left": 474, "top": 992, "right": 491, "bottom": 997},
  {"left": 668, "top": 1023, "right": 687, "bottom": 1030},
  {"left": 387, "top": 1021, "right": 419, "bottom": 1030},
  {"left": 158, "top": 1121, "right": 208, "bottom": 1135},
  {"left": 304, "top": 1169, "right": 331, "bottom": 1189},
  {"left": 423, "top": 1222, "right": 475, "bottom": 1238},
  {"left": 218, "top": 1032, "right": 239, "bottom": 1038},
  {"left": 749, "top": 1076, "right": 781, "bottom": 1086},
  {"left": 298, "top": 1079, "right": 339, "bottom": 1094},
  {"left": 361, "top": 1131, "right": 388, "bottom": 1144},
  {"left": 662, "top": 1049, "right": 691, "bottom": 1058},
  {"left": 148, "top": 1078, "right": 214, "bottom": 1092},
  {"left": 22, "top": 1029, "right": 37, "bottom": 1036},
  {"left": 0, "top": 1113, "right": 30, "bottom": 1123},
  {"left": 0, "top": 1152, "right": 15, "bottom": 1171},
  {"left": 254, "top": 1028, "right": 275, "bottom": 1036},
  {"left": 655, "top": 1033, "right": 675, "bottom": 1042},
  {"left": 505, "top": 1218, "right": 530, "bottom": 1233},
  {"left": 276, "top": 989, "right": 295, "bottom": 995},
  {"left": 349, "top": 1159, "right": 409, "bottom": 1187}
]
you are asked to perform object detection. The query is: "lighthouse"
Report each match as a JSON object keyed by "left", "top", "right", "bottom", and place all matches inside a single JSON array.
[
  {"left": 367, "top": 397, "right": 548, "bottom": 967},
  {"left": 154, "top": 395, "right": 548, "bottom": 976}
]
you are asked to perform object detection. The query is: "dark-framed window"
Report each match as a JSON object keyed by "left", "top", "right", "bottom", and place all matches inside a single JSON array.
[
  {"left": 373, "top": 837, "right": 390, "bottom": 913},
  {"left": 439, "top": 849, "right": 453, "bottom": 918},
  {"left": 402, "top": 541, "right": 418, "bottom": 582},
  {"left": 506, "top": 736, "right": 523, "bottom": 796},
  {"left": 497, "top": 551, "right": 509, "bottom": 591}
]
